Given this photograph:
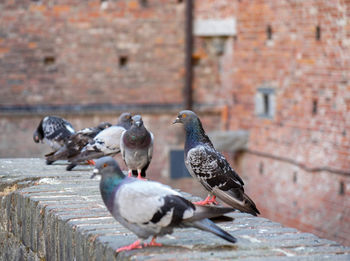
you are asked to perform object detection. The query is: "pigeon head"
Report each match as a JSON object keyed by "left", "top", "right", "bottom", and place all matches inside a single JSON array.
[
  {"left": 173, "top": 110, "right": 210, "bottom": 147},
  {"left": 96, "top": 122, "right": 112, "bottom": 131},
  {"left": 33, "top": 118, "right": 45, "bottom": 143},
  {"left": 173, "top": 110, "right": 204, "bottom": 129},
  {"left": 132, "top": 115, "right": 143, "bottom": 128},
  {"left": 91, "top": 156, "right": 125, "bottom": 180},
  {"left": 118, "top": 112, "right": 133, "bottom": 129}
]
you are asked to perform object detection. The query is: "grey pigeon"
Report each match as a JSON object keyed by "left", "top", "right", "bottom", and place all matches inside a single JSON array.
[
  {"left": 91, "top": 156, "right": 237, "bottom": 252},
  {"left": 173, "top": 110, "right": 260, "bottom": 216},
  {"left": 33, "top": 115, "right": 75, "bottom": 165},
  {"left": 66, "top": 112, "right": 132, "bottom": 170},
  {"left": 120, "top": 115, "right": 153, "bottom": 179},
  {"left": 46, "top": 122, "right": 112, "bottom": 169}
]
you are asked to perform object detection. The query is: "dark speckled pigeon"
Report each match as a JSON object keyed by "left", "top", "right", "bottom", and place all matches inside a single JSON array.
[
  {"left": 173, "top": 110, "right": 260, "bottom": 216},
  {"left": 91, "top": 156, "right": 237, "bottom": 252},
  {"left": 120, "top": 115, "right": 153, "bottom": 179},
  {"left": 33, "top": 116, "right": 75, "bottom": 165},
  {"left": 66, "top": 112, "right": 132, "bottom": 170},
  {"left": 45, "top": 121, "right": 112, "bottom": 169}
]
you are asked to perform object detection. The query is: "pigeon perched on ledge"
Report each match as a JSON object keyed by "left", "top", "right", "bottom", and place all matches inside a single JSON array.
[
  {"left": 173, "top": 110, "right": 260, "bottom": 216},
  {"left": 45, "top": 121, "right": 112, "bottom": 167},
  {"left": 66, "top": 112, "right": 132, "bottom": 170},
  {"left": 91, "top": 156, "right": 237, "bottom": 252},
  {"left": 120, "top": 115, "right": 153, "bottom": 179},
  {"left": 33, "top": 115, "right": 75, "bottom": 165}
]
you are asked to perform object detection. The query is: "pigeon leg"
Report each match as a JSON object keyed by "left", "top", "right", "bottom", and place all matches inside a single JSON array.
[
  {"left": 87, "top": 160, "right": 95, "bottom": 165},
  {"left": 128, "top": 170, "right": 132, "bottom": 177},
  {"left": 116, "top": 240, "right": 143, "bottom": 252},
  {"left": 194, "top": 195, "right": 218, "bottom": 205},
  {"left": 137, "top": 170, "right": 147, "bottom": 180},
  {"left": 145, "top": 236, "right": 162, "bottom": 247}
]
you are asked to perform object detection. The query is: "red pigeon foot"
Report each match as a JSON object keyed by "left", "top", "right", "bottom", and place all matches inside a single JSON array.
[
  {"left": 116, "top": 240, "right": 143, "bottom": 252},
  {"left": 194, "top": 195, "right": 218, "bottom": 206}
]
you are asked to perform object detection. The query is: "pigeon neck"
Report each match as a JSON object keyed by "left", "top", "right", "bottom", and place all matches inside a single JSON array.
[
  {"left": 100, "top": 174, "right": 124, "bottom": 212},
  {"left": 184, "top": 121, "right": 210, "bottom": 151}
]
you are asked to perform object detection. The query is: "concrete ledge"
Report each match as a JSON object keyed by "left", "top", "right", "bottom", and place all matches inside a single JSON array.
[{"left": 1, "top": 159, "right": 350, "bottom": 261}]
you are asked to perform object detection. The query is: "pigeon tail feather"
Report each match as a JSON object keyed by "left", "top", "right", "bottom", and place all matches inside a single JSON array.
[
  {"left": 184, "top": 205, "right": 234, "bottom": 222},
  {"left": 212, "top": 187, "right": 260, "bottom": 216},
  {"left": 188, "top": 219, "right": 237, "bottom": 244}
]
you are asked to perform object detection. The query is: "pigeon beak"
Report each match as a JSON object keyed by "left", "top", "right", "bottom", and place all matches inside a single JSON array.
[
  {"left": 90, "top": 168, "right": 99, "bottom": 179},
  {"left": 172, "top": 117, "right": 181, "bottom": 124},
  {"left": 135, "top": 121, "right": 141, "bottom": 127}
]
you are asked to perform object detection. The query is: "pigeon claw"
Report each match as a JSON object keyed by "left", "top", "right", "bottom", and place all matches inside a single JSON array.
[
  {"left": 87, "top": 160, "right": 95, "bottom": 165},
  {"left": 145, "top": 237, "right": 162, "bottom": 247},
  {"left": 116, "top": 240, "right": 143, "bottom": 252},
  {"left": 193, "top": 195, "right": 218, "bottom": 206}
]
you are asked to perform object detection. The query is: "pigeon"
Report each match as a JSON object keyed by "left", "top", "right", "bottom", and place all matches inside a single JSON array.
[
  {"left": 66, "top": 112, "right": 132, "bottom": 170},
  {"left": 173, "top": 110, "right": 260, "bottom": 216},
  {"left": 91, "top": 156, "right": 237, "bottom": 252},
  {"left": 120, "top": 115, "right": 153, "bottom": 179},
  {"left": 45, "top": 121, "right": 112, "bottom": 167},
  {"left": 33, "top": 115, "right": 75, "bottom": 165}
]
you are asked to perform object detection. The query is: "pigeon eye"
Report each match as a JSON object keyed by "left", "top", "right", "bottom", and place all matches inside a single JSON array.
[
  {"left": 103, "top": 163, "right": 108, "bottom": 168},
  {"left": 182, "top": 114, "right": 187, "bottom": 118}
]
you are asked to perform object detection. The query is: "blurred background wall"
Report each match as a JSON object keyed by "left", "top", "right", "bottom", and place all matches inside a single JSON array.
[{"left": 0, "top": 0, "right": 349, "bottom": 246}]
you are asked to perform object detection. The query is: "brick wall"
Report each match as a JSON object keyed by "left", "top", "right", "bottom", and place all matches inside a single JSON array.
[
  {"left": 193, "top": 0, "right": 350, "bottom": 246},
  {"left": 0, "top": 0, "right": 184, "bottom": 106},
  {"left": 0, "top": 0, "right": 349, "bottom": 246}
]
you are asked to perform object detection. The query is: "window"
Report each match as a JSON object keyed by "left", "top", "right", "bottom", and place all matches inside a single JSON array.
[
  {"left": 255, "top": 88, "right": 275, "bottom": 118},
  {"left": 170, "top": 150, "right": 191, "bottom": 179}
]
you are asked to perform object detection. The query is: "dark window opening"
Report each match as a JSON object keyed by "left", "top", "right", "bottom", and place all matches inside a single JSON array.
[
  {"left": 139, "top": 0, "right": 147, "bottom": 7},
  {"left": 259, "top": 162, "right": 264, "bottom": 175},
  {"left": 119, "top": 56, "right": 128, "bottom": 69},
  {"left": 316, "top": 25, "right": 321, "bottom": 41},
  {"left": 43, "top": 56, "right": 55, "bottom": 66},
  {"left": 170, "top": 150, "right": 191, "bottom": 179},
  {"left": 263, "top": 93, "right": 269, "bottom": 115},
  {"left": 266, "top": 25, "right": 273, "bottom": 40},
  {"left": 339, "top": 181, "right": 345, "bottom": 196},
  {"left": 192, "top": 56, "right": 200, "bottom": 66},
  {"left": 293, "top": 172, "right": 297, "bottom": 184},
  {"left": 312, "top": 99, "right": 318, "bottom": 115}
]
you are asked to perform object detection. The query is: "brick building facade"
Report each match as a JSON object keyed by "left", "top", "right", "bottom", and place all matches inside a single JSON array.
[{"left": 0, "top": 0, "right": 349, "bottom": 246}]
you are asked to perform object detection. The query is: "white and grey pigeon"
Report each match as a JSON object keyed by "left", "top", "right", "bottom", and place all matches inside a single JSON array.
[
  {"left": 173, "top": 110, "right": 260, "bottom": 216},
  {"left": 91, "top": 156, "right": 237, "bottom": 252},
  {"left": 33, "top": 115, "right": 75, "bottom": 165},
  {"left": 46, "top": 121, "right": 112, "bottom": 170},
  {"left": 66, "top": 112, "right": 132, "bottom": 170},
  {"left": 120, "top": 115, "right": 153, "bottom": 179}
]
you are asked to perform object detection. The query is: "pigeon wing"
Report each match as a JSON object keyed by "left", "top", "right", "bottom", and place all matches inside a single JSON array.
[
  {"left": 115, "top": 180, "right": 194, "bottom": 227},
  {"left": 186, "top": 144, "right": 244, "bottom": 191},
  {"left": 187, "top": 145, "right": 260, "bottom": 216},
  {"left": 42, "top": 116, "right": 75, "bottom": 142}
]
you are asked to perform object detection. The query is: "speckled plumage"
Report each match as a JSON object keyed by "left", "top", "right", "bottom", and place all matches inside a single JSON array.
[
  {"left": 33, "top": 116, "right": 75, "bottom": 164},
  {"left": 174, "top": 110, "right": 260, "bottom": 216}
]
